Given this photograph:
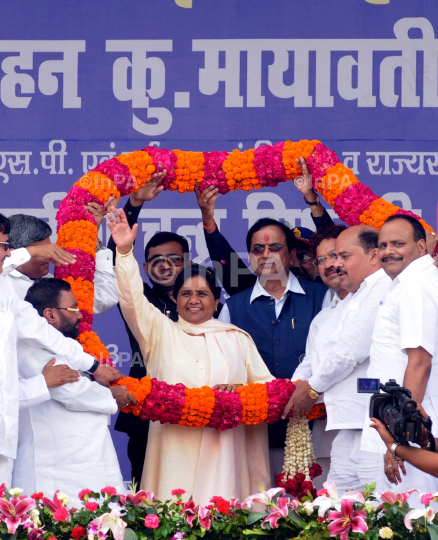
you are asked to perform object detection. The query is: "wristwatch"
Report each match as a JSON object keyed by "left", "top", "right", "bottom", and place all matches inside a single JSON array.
[
  {"left": 390, "top": 442, "right": 404, "bottom": 462},
  {"left": 306, "top": 381, "right": 321, "bottom": 400},
  {"left": 304, "top": 192, "right": 320, "bottom": 206},
  {"left": 85, "top": 359, "right": 100, "bottom": 375}
]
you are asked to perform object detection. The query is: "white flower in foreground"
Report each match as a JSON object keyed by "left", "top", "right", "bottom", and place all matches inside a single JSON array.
[
  {"left": 379, "top": 526, "right": 393, "bottom": 538},
  {"left": 404, "top": 506, "right": 435, "bottom": 530},
  {"left": 8, "top": 488, "right": 23, "bottom": 497},
  {"left": 56, "top": 492, "right": 70, "bottom": 506},
  {"left": 312, "top": 481, "right": 364, "bottom": 518}
]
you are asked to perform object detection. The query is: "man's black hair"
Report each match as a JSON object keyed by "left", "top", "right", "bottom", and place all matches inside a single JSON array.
[
  {"left": 25, "top": 278, "right": 72, "bottom": 317},
  {"left": 173, "top": 263, "right": 221, "bottom": 300},
  {"left": 246, "top": 218, "right": 296, "bottom": 252},
  {"left": 0, "top": 213, "right": 10, "bottom": 235},
  {"left": 145, "top": 231, "right": 189, "bottom": 262},
  {"left": 358, "top": 230, "right": 379, "bottom": 253},
  {"left": 384, "top": 214, "right": 426, "bottom": 242},
  {"left": 8, "top": 214, "right": 52, "bottom": 249}
]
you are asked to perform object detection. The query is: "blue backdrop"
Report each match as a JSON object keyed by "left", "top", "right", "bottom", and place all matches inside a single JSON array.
[{"left": 1, "top": 0, "right": 437, "bottom": 480}]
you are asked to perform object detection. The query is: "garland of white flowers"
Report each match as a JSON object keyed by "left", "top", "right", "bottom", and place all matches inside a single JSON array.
[{"left": 283, "top": 417, "right": 315, "bottom": 482}]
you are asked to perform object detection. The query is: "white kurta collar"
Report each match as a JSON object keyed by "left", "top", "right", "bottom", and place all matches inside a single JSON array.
[{"left": 250, "top": 271, "right": 305, "bottom": 304}]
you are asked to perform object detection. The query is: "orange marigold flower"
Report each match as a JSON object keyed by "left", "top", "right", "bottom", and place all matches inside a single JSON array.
[
  {"left": 282, "top": 140, "right": 319, "bottom": 181},
  {"left": 237, "top": 383, "right": 269, "bottom": 425},
  {"left": 222, "top": 149, "right": 257, "bottom": 191},
  {"left": 78, "top": 331, "right": 110, "bottom": 362},
  {"left": 117, "top": 150, "right": 155, "bottom": 191},
  {"left": 317, "top": 163, "right": 358, "bottom": 206},
  {"left": 114, "top": 376, "right": 152, "bottom": 415},
  {"left": 57, "top": 221, "right": 98, "bottom": 258},
  {"left": 179, "top": 386, "right": 215, "bottom": 428},
  {"left": 75, "top": 172, "right": 120, "bottom": 204},
  {"left": 170, "top": 151, "right": 204, "bottom": 193},
  {"left": 359, "top": 198, "right": 399, "bottom": 229},
  {"left": 63, "top": 276, "right": 94, "bottom": 314}
]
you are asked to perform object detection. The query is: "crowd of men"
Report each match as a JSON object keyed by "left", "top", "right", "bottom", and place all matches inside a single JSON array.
[{"left": 1, "top": 167, "right": 438, "bottom": 506}]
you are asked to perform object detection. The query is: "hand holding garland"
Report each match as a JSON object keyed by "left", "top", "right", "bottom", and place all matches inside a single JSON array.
[{"left": 195, "top": 183, "right": 220, "bottom": 233}]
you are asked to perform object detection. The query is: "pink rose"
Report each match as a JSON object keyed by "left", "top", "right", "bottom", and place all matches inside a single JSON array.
[
  {"left": 145, "top": 514, "right": 160, "bottom": 528},
  {"left": 85, "top": 502, "right": 99, "bottom": 512},
  {"left": 421, "top": 493, "right": 434, "bottom": 505},
  {"left": 101, "top": 486, "right": 117, "bottom": 496},
  {"left": 78, "top": 489, "right": 92, "bottom": 501},
  {"left": 171, "top": 489, "right": 186, "bottom": 496}
]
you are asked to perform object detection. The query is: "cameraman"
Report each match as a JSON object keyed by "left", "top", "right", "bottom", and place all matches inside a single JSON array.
[{"left": 371, "top": 407, "right": 438, "bottom": 480}]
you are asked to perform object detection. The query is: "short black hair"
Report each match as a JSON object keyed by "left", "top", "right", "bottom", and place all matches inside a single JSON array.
[
  {"left": 358, "top": 230, "right": 379, "bottom": 253},
  {"left": 0, "top": 213, "right": 10, "bottom": 235},
  {"left": 8, "top": 214, "right": 52, "bottom": 249},
  {"left": 309, "top": 224, "right": 348, "bottom": 257},
  {"left": 25, "top": 278, "right": 72, "bottom": 317},
  {"left": 384, "top": 214, "right": 426, "bottom": 242},
  {"left": 145, "top": 231, "right": 190, "bottom": 262},
  {"left": 173, "top": 263, "right": 221, "bottom": 300},
  {"left": 246, "top": 218, "right": 296, "bottom": 252}
]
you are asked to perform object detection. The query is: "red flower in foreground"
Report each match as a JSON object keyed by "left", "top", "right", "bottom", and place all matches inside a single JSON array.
[
  {"left": 53, "top": 505, "right": 69, "bottom": 522},
  {"left": 101, "top": 486, "right": 117, "bottom": 496},
  {"left": 85, "top": 502, "right": 99, "bottom": 512},
  {"left": 171, "top": 489, "right": 186, "bottom": 496},
  {"left": 31, "top": 493, "right": 44, "bottom": 501},
  {"left": 144, "top": 514, "right": 160, "bottom": 528},
  {"left": 210, "top": 496, "right": 231, "bottom": 514},
  {"left": 78, "top": 488, "right": 92, "bottom": 501},
  {"left": 71, "top": 525, "right": 86, "bottom": 539},
  {"left": 327, "top": 499, "right": 367, "bottom": 540}
]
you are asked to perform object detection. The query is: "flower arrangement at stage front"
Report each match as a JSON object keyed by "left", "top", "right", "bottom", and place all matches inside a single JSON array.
[
  {"left": 56, "top": 140, "right": 434, "bottom": 365},
  {"left": 2, "top": 481, "right": 438, "bottom": 540}
]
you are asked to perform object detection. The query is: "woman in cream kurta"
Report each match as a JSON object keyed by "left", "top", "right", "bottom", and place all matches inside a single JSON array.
[{"left": 111, "top": 210, "right": 274, "bottom": 505}]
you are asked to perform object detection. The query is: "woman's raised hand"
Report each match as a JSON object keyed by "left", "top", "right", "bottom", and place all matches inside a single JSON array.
[{"left": 107, "top": 207, "right": 138, "bottom": 253}]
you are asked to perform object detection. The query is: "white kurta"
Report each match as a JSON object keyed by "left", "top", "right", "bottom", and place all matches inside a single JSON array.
[
  {"left": 116, "top": 252, "right": 275, "bottom": 505},
  {"left": 12, "top": 343, "right": 124, "bottom": 506},
  {"left": 4, "top": 247, "right": 118, "bottom": 314},
  {"left": 0, "top": 275, "right": 95, "bottom": 482}
]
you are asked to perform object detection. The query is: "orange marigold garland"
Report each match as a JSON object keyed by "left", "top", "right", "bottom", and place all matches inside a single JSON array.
[
  {"left": 56, "top": 140, "right": 435, "bottom": 368},
  {"left": 179, "top": 386, "right": 216, "bottom": 428},
  {"left": 237, "top": 382, "right": 269, "bottom": 425}
]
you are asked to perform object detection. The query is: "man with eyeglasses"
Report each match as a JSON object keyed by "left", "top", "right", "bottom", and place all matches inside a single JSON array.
[
  {"left": 218, "top": 217, "right": 327, "bottom": 483},
  {"left": 0, "top": 213, "right": 123, "bottom": 486},
  {"left": 12, "top": 278, "right": 127, "bottom": 505}
]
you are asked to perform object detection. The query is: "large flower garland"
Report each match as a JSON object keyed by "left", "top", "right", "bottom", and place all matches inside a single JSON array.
[
  {"left": 55, "top": 140, "right": 434, "bottom": 366},
  {"left": 2, "top": 481, "right": 438, "bottom": 540}
]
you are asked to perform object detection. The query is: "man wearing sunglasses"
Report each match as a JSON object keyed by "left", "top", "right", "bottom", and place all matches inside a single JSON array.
[{"left": 0, "top": 213, "right": 123, "bottom": 487}]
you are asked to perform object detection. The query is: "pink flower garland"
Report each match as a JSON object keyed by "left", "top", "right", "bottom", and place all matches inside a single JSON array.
[
  {"left": 253, "top": 142, "right": 286, "bottom": 187},
  {"left": 306, "top": 143, "right": 340, "bottom": 181},
  {"left": 200, "top": 151, "right": 229, "bottom": 194},
  {"left": 333, "top": 183, "right": 379, "bottom": 225}
]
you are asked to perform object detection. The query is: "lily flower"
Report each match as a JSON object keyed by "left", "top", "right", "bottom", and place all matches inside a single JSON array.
[
  {"left": 198, "top": 506, "right": 211, "bottom": 530},
  {"left": 241, "top": 487, "right": 286, "bottom": 510},
  {"left": 376, "top": 489, "right": 417, "bottom": 506},
  {"left": 404, "top": 507, "right": 435, "bottom": 531},
  {"left": 261, "top": 497, "right": 291, "bottom": 529},
  {"left": 182, "top": 500, "right": 197, "bottom": 527},
  {"left": 312, "top": 482, "right": 364, "bottom": 518},
  {"left": 327, "top": 499, "right": 368, "bottom": 540},
  {"left": 0, "top": 496, "right": 35, "bottom": 534},
  {"left": 126, "top": 490, "right": 154, "bottom": 506},
  {"left": 88, "top": 509, "right": 127, "bottom": 540}
]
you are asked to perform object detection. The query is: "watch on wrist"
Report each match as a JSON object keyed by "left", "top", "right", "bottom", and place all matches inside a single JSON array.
[
  {"left": 86, "top": 359, "right": 100, "bottom": 375},
  {"left": 390, "top": 442, "right": 405, "bottom": 462},
  {"left": 304, "top": 193, "right": 319, "bottom": 206},
  {"left": 306, "top": 381, "right": 321, "bottom": 400}
]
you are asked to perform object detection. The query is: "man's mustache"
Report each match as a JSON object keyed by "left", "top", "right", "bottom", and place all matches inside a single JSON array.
[
  {"left": 324, "top": 266, "right": 337, "bottom": 277},
  {"left": 382, "top": 256, "right": 403, "bottom": 263},
  {"left": 336, "top": 268, "right": 347, "bottom": 276}
]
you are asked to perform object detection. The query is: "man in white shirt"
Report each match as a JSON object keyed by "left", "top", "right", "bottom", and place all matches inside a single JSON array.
[
  {"left": 0, "top": 213, "right": 123, "bottom": 486},
  {"left": 284, "top": 225, "right": 392, "bottom": 493},
  {"left": 288, "top": 224, "right": 349, "bottom": 488},
  {"left": 4, "top": 213, "right": 118, "bottom": 312},
  {"left": 13, "top": 278, "right": 127, "bottom": 505},
  {"left": 361, "top": 214, "right": 438, "bottom": 494}
]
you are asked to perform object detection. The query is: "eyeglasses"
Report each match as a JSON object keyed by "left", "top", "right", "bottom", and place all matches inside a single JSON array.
[
  {"left": 296, "top": 253, "right": 312, "bottom": 263},
  {"left": 54, "top": 307, "right": 81, "bottom": 313},
  {"left": 0, "top": 242, "right": 10, "bottom": 252},
  {"left": 147, "top": 255, "right": 185, "bottom": 267},
  {"left": 250, "top": 243, "right": 284, "bottom": 254},
  {"left": 313, "top": 251, "right": 338, "bottom": 267}
]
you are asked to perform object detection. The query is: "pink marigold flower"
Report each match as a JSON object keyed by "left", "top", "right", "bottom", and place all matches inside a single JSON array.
[
  {"left": 78, "top": 488, "right": 92, "bottom": 501},
  {"left": 0, "top": 496, "right": 35, "bottom": 534},
  {"left": 144, "top": 514, "right": 160, "bottom": 528},
  {"left": 101, "top": 486, "right": 117, "bottom": 496},
  {"left": 327, "top": 499, "right": 367, "bottom": 540},
  {"left": 85, "top": 502, "right": 99, "bottom": 512},
  {"left": 172, "top": 489, "right": 186, "bottom": 496}
]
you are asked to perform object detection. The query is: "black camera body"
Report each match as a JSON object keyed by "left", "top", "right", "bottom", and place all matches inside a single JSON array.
[{"left": 358, "top": 378, "right": 425, "bottom": 445}]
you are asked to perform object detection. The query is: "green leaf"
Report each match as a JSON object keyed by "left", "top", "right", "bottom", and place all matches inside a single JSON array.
[
  {"left": 428, "top": 524, "right": 438, "bottom": 540},
  {"left": 246, "top": 512, "right": 267, "bottom": 525},
  {"left": 287, "top": 510, "right": 305, "bottom": 527},
  {"left": 125, "top": 528, "right": 139, "bottom": 540},
  {"left": 242, "top": 528, "right": 270, "bottom": 535}
]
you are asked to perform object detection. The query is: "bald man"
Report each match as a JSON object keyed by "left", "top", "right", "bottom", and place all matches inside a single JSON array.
[{"left": 285, "top": 225, "right": 392, "bottom": 493}]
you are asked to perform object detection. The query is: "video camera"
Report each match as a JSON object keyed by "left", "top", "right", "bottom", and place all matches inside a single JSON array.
[{"left": 358, "top": 378, "right": 434, "bottom": 446}]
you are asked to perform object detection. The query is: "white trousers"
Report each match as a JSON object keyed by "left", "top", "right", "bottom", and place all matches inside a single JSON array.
[
  {"left": 328, "top": 429, "right": 383, "bottom": 494},
  {"left": 0, "top": 455, "right": 14, "bottom": 487}
]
